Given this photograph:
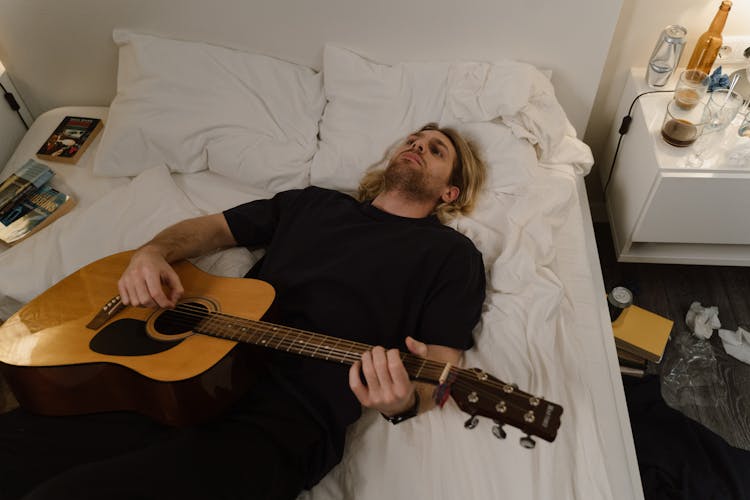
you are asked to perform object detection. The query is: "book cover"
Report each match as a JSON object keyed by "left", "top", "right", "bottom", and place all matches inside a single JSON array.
[
  {"left": 0, "top": 184, "right": 76, "bottom": 245},
  {"left": 36, "top": 116, "right": 104, "bottom": 164},
  {"left": 616, "top": 347, "right": 647, "bottom": 369},
  {"left": 0, "top": 159, "right": 55, "bottom": 216},
  {"left": 612, "top": 305, "right": 674, "bottom": 363}
]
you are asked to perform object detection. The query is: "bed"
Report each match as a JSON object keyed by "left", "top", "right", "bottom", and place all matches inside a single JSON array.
[{"left": 0, "top": 31, "right": 641, "bottom": 500}]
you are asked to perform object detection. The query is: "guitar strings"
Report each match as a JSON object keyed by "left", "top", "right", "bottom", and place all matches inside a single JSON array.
[
  {"left": 147, "top": 303, "right": 554, "bottom": 419},
  {"left": 154, "top": 303, "right": 543, "bottom": 401},
  {"left": 153, "top": 303, "right": 549, "bottom": 411}
]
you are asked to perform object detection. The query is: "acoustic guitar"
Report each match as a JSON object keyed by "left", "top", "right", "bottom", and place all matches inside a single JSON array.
[{"left": 0, "top": 251, "right": 563, "bottom": 447}]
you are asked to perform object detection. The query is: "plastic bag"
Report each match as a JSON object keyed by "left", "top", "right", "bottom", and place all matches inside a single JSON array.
[{"left": 661, "top": 329, "right": 727, "bottom": 407}]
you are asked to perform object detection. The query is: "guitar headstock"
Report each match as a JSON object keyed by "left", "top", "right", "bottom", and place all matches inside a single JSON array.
[{"left": 449, "top": 367, "right": 563, "bottom": 448}]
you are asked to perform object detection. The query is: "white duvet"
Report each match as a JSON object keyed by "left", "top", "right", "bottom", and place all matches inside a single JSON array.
[{"left": 0, "top": 66, "right": 622, "bottom": 500}]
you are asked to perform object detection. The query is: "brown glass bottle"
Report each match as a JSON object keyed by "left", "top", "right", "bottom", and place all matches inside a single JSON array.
[{"left": 686, "top": 1, "right": 732, "bottom": 75}]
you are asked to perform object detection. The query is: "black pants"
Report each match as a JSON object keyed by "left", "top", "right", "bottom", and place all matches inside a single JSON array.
[{"left": 0, "top": 380, "right": 327, "bottom": 500}]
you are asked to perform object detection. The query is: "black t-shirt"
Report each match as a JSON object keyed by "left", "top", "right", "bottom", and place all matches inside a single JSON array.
[{"left": 223, "top": 186, "right": 485, "bottom": 470}]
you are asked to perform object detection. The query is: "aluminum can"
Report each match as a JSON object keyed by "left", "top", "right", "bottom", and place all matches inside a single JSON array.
[{"left": 646, "top": 25, "right": 687, "bottom": 87}]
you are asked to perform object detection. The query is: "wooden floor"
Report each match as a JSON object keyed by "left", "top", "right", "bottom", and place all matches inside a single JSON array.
[{"left": 594, "top": 223, "right": 750, "bottom": 450}]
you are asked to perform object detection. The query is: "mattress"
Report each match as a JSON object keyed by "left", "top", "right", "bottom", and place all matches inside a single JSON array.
[{"left": 0, "top": 99, "right": 641, "bottom": 499}]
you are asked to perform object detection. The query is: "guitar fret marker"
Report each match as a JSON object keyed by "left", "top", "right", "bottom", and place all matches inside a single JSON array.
[{"left": 415, "top": 359, "right": 426, "bottom": 380}]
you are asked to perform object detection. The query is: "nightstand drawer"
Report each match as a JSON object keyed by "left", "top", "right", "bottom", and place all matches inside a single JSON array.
[{"left": 632, "top": 173, "right": 750, "bottom": 244}]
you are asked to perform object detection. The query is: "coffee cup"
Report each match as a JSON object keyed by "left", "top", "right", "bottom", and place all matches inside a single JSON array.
[{"left": 661, "top": 98, "right": 705, "bottom": 147}]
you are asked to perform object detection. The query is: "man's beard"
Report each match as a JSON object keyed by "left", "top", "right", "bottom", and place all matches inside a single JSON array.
[{"left": 382, "top": 159, "right": 438, "bottom": 204}]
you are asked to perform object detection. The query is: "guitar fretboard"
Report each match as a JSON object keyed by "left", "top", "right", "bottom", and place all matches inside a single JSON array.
[{"left": 193, "top": 310, "right": 448, "bottom": 385}]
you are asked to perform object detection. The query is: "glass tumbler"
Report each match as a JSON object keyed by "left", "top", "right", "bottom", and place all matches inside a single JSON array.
[
  {"left": 661, "top": 99, "right": 705, "bottom": 147},
  {"left": 703, "top": 89, "right": 744, "bottom": 129},
  {"left": 685, "top": 89, "right": 743, "bottom": 167},
  {"left": 674, "top": 69, "right": 709, "bottom": 110}
]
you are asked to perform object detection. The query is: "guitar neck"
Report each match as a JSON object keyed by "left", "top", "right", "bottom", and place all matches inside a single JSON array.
[{"left": 194, "top": 310, "right": 447, "bottom": 385}]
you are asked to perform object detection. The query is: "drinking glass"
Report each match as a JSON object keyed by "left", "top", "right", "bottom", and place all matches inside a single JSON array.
[
  {"left": 685, "top": 89, "right": 744, "bottom": 167},
  {"left": 660, "top": 99, "right": 705, "bottom": 147},
  {"left": 674, "top": 70, "right": 709, "bottom": 110}
]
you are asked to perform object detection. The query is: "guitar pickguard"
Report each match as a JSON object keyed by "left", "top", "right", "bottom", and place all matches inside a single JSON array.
[{"left": 89, "top": 319, "right": 181, "bottom": 356}]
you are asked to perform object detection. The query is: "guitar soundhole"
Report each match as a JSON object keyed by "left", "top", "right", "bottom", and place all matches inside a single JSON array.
[{"left": 153, "top": 302, "right": 210, "bottom": 336}]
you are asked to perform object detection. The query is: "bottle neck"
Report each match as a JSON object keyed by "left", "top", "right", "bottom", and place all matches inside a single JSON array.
[{"left": 708, "top": 5, "right": 731, "bottom": 34}]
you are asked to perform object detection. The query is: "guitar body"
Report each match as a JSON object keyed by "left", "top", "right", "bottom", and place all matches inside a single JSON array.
[{"left": 0, "top": 251, "right": 275, "bottom": 426}]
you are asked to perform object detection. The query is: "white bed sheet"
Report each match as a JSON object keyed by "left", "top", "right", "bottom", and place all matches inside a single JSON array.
[{"left": 0, "top": 107, "right": 641, "bottom": 500}]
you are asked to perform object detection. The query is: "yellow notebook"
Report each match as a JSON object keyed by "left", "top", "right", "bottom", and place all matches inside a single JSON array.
[{"left": 612, "top": 305, "right": 673, "bottom": 363}]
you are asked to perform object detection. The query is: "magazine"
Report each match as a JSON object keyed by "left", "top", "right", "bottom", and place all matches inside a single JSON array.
[
  {"left": 0, "top": 161, "right": 75, "bottom": 245},
  {"left": 0, "top": 159, "right": 55, "bottom": 218}
]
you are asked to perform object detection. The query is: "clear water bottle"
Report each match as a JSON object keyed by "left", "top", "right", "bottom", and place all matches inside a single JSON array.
[{"left": 646, "top": 25, "right": 687, "bottom": 88}]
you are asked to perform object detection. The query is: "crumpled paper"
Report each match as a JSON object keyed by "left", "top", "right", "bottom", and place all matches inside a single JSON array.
[
  {"left": 718, "top": 327, "right": 750, "bottom": 365},
  {"left": 685, "top": 301, "right": 721, "bottom": 339}
]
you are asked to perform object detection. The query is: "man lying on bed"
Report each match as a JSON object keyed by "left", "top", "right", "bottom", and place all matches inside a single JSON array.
[{"left": 0, "top": 123, "right": 487, "bottom": 500}]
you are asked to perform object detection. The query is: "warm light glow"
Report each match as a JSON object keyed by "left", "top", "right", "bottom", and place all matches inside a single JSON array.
[{"left": 0, "top": 60, "right": 5, "bottom": 73}]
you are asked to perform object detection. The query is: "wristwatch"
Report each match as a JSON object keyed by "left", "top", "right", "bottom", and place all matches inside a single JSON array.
[{"left": 381, "top": 390, "right": 420, "bottom": 425}]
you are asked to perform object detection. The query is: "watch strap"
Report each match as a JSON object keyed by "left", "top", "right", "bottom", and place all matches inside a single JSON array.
[{"left": 381, "top": 390, "right": 420, "bottom": 425}]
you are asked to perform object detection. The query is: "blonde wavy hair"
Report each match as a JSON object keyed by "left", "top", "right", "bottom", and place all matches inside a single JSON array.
[{"left": 357, "top": 123, "right": 486, "bottom": 221}]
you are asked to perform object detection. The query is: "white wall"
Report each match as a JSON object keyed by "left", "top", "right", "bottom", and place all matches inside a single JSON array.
[
  {"left": 0, "top": 0, "right": 622, "bottom": 141},
  {"left": 585, "top": 0, "right": 750, "bottom": 213},
  {"left": 0, "top": 62, "right": 32, "bottom": 168}
]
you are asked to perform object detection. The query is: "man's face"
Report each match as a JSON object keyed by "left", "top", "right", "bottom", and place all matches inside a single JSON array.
[{"left": 384, "top": 129, "right": 459, "bottom": 204}]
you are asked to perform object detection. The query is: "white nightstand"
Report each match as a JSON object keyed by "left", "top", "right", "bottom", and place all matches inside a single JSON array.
[{"left": 601, "top": 67, "right": 750, "bottom": 266}]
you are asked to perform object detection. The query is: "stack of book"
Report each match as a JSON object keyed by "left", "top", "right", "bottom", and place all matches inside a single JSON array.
[
  {"left": 0, "top": 159, "right": 75, "bottom": 245},
  {"left": 612, "top": 305, "right": 674, "bottom": 377}
]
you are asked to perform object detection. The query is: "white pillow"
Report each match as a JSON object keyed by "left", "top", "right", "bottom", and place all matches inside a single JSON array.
[
  {"left": 311, "top": 45, "right": 538, "bottom": 194},
  {"left": 94, "top": 30, "right": 325, "bottom": 192},
  {"left": 312, "top": 46, "right": 452, "bottom": 192}
]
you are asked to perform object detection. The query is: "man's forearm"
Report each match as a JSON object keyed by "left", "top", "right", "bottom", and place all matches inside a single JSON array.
[{"left": 142, "top": 214, "right": 237, "bottom": 263}]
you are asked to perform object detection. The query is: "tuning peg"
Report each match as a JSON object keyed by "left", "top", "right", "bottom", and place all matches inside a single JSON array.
[
  {"left": 519, "top": 435, "right": 536, "bottom": 449},
  {"left": 491, "top": 422, "right": 507, "bottom": 439},
  {"left": 464, "top": 415, "right": 479, "bottom": 429}
]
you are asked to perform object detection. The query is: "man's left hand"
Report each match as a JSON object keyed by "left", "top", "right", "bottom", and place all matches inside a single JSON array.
[{"left": 348, "top": 336, "right": 430, "bottom": 417}]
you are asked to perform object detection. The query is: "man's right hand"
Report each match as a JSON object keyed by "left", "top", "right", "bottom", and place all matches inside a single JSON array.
[
  {"left": 117, "top": 214, "right": 237, "bottom": 308},
  {"left": 118, "top": 246, "right": 184, "bottom": 309}
]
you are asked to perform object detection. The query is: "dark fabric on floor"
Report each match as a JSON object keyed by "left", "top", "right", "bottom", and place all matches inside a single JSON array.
[{"left": 624, "top": 375, "right": 750, "bottom": 500}]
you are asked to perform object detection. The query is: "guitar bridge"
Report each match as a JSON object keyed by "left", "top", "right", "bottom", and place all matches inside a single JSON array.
[{"left": 86, "top": 295, "right": 126, "bottom": 330}]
